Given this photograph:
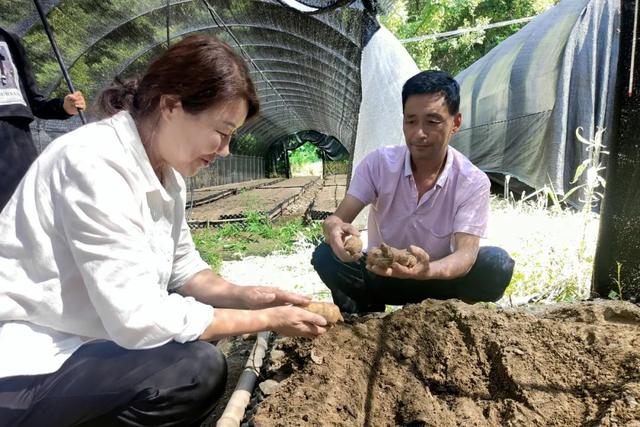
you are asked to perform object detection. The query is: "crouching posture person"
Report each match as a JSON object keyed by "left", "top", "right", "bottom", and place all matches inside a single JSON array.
[
  {"left": 312, "top": 70, "right": 515, "bottom": 313},
  {"left": 0, "top": 35, "right": 326, "bottom": 427}
]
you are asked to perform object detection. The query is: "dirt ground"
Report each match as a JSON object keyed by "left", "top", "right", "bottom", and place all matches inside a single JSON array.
[
  {"left": 188, "top": 177, "right": 320, "bottom": 221},
  {"left": 252, "top": 299, "right": 640, "bottom": 427}
]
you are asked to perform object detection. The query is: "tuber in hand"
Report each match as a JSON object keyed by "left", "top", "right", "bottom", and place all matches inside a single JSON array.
[
  {"left": 343, "top": 235, "right": 363, "bottom": 256},
  {"left": 366, "top": 243, "right": 417, "bottom": 269},
  {"left": 301, "top": 301, "right": 344, "bottom": 325}
]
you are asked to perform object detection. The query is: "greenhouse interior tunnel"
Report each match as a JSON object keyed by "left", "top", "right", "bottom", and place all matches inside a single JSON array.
[{"left": 0, "top": 0, "right": 395, "bottom": 186}]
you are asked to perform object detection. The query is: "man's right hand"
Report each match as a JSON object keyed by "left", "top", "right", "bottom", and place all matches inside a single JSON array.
[{"left": 323, "top": 215, "right": 361, "bottom": 263}]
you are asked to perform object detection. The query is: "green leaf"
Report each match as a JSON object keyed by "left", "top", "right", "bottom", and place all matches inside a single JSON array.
[{"left": 571, "top": 159, "right": 591, "bottom": 184}]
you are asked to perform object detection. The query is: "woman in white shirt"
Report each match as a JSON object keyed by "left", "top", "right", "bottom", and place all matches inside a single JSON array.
[{"left": 0, "top": 34, "right": 327, "bottom": 426}]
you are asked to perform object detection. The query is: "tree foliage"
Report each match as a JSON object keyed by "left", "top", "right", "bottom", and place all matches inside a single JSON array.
[
  {"left": 380, "top": 0, "right": 558, "bottom": 75},
  {"left": 289, "top": 142, "right": 321, "bottom": 167}
]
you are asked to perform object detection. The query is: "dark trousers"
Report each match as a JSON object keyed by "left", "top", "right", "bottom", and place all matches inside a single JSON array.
[
  {"left": 311, "top": 243, "right": 515, "bottom": 313},
  {"left": 0, "top": 340, "right": 227, "bottom": 427},
  {"left": 0, "top": 118, "right": 37, "bottom": 212}
]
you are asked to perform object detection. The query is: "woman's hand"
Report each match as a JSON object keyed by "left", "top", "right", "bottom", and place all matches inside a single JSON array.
[
  {"left": 240, "top": 286, "right": 310, "bottom": 309},
  {"left": 265, "top": 306, "right": 327, "bottom": 339}
]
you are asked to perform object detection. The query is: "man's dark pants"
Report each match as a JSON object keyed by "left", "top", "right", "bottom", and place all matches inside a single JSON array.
[
  {"left": 311, "top": 242, "right": 515, "bottom": 313},
  {"left": 0, "top": 340, "right": 227, "bottom": 426}
]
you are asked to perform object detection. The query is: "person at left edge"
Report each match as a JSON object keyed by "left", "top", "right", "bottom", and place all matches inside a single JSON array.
[{"left": 0, "top": 26, "right": 86, "bottom": 211}]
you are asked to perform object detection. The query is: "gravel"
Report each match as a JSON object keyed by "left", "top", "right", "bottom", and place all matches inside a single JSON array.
[{"left": 220, "top": 238, "right": 333, "bottom": 301}]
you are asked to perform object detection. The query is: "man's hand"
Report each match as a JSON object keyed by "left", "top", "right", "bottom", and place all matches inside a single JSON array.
[
  {"left": 366, "top": 245, "right": 431, "bottom": 279},
  {"left": 323, "top": 215, "right": 361, "bottom": 262},
  {"left": 63, "top": 91, "right": 86, "bottom": 115},
  {"left": 239, "top": 285, "right": 310, "bottom": 309}
]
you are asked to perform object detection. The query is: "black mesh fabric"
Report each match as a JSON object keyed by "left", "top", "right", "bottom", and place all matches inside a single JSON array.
[{"left": 0, "top": 0, "right": 382, "bottom": 160}]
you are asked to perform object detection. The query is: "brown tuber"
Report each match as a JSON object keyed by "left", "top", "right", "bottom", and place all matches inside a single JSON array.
[
  {"left": 301, "top": 302, "right": 344, "bottom": 325},
  {"left": 343, "top": 235, "right": 363, "bottom": 256},
  {"left": 366, "top": 243, "right": 417, "bottom": 269}
]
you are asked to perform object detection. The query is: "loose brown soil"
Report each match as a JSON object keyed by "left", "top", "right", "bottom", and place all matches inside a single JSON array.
[
  {"left": 252, "top": 299, "right": 640, "bottom": 427},
  {"left": 311, "top": 185, "right": 346, "bottom": 213}
]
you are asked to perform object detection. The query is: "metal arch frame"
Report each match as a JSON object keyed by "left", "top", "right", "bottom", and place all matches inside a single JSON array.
[
  {"left": 255, "top": 85, "right": 354, "bottom": 111},
  {"left": 246, "top": 58, "right": 356, "bottom": 86},
  {"left": 253, "top": 82, "right": 356, "bottom": 116},
  {"left": 254, "top": 96, "right": 357, "bottom": 127},
  {"left": 18, "top": 0, "right": 365, "bottom": 156},
  {"left": 244, "top": 116, "right": 352, "bottom": 141},
  {"left": 237, "top": 119, "right": 350, "bottom": 154},
  {"left": 240, "top": 110, "right": 353, "bottom": 144},
  {"left": 77, "top": 24, "right": 360, "bottom": 98},
  {"left": 246, "top": 122, "right": 352, "bottom": 146},
  {"left": 249, "top": 72, "right": 356, "bottom": 119},
  {"left": 245, "top": 98, "right": 354, "bottom": 124},
  {"left": 236, "top": 43, "right": 359, "bottom": 78},
  {"left": 111, "top": 40, "right": 357, "bottom": 86},
  {"left": 253, "top": 99, "right": 350, "bottom": 124},
  {"left": 37, "top": 2, "right": 362, "bottom": 94},
  {"left": 218, "top": 0, "right": 362, "bottom": 43},
  {"left": 254, "top": 102, "right": 355, "bottom": 136},
  {"left": 250, "top": 68, "right": 358, "bottom": 97}
]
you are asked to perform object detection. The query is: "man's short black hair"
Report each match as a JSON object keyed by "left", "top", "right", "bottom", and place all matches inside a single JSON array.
[{"left": 402, "top": 70, "right": 460, "bottom": 115}]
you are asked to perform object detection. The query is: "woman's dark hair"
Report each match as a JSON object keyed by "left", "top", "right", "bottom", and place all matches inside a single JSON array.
[
  {"left": 402, "top": 70, "right": 460, "bottom": 115},
  {"left": 99, "top": 34, "right": 259, "bottom": 121}
]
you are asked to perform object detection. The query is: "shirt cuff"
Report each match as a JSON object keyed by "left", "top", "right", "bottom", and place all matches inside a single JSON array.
[
  {"left": 346, "top": 190, "right": 369, "bottom": 206},
  {"left": 454, "top": 225, "right": 487, "bottom": 238},
  {"left": 173, "top": 298, "right": 213, "bottom": 343}
]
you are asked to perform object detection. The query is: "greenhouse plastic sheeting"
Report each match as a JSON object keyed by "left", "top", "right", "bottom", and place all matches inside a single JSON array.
[
  {"left": 0, "top": 0, "right": 385, "bottom": 157},
  {"left": 452, "top": 0, "right": 620, "bottom": 195},
  {"left": 351, "top": 24, "right": 418, "bottom": 172},
  {"left": 350, "top": 24, "right": 419, "bottom": 227}
]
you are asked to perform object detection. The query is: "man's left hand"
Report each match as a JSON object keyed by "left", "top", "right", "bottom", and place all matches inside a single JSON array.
[
  {"left": 63, "top": 91, "right": 86, "bottom": 115},
  {"left": 366, "top": 245, "right": 431, "bottom": 280},
  {"left": 240, "top": 285, "right": 311, "bottom": 309}
]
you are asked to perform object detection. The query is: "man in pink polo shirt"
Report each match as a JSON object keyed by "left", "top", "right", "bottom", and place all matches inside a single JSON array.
[{"left": 312, "top": 70, "right": 514, "bottom": 313}]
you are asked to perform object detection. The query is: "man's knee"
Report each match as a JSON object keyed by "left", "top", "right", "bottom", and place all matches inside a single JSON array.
[
  {"left": 311, "top": 242, "right": 334, "bottom": 273},
  {"left": 470, "top": 246, "right": 515, "bottom": 302}
]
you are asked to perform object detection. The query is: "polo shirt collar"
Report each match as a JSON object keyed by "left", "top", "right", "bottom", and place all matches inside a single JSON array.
[{"left": 403, "top": 145, "right": 453, "bottom": 188}]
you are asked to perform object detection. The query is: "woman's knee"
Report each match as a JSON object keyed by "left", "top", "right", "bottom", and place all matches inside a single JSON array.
[{"left": 181, "top": 341, "right": 227, "bottom": 399}]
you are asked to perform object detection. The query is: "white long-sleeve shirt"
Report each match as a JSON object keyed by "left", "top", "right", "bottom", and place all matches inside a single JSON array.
[{"left": 0, "top": 111, "right": 213, "bottom": 378}]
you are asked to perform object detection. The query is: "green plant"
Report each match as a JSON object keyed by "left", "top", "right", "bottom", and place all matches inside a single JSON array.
[
  {"left": 192, "top": 216, "right": 323, "bottom": 271},
  {"left": 380, "top": 0, "right": 557, "bottom": 74},
  {"left": 289, "top": 142, "right": 321, "bottom": 167},
  {"left": 608, "top": 261, "right": 623, "bottom": 300},
  {"left": 499, "top": 127, "right": 607, "bottom": 304}
]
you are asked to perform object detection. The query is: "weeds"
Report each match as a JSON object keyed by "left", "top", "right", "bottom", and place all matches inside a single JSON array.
[
  {"left": 192, "top": 211, "right": 323, "bottom": 273},
  {"left": 495, "top": 127, "right": 606, "bottom": 304},
  {"left": 608, "top": 261, "right": 624, "bottom": 300}
]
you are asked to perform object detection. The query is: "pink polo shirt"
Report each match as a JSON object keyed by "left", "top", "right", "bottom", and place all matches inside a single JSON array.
[{"left": 348, "top": 145, "right": 490, "bottom": 260}]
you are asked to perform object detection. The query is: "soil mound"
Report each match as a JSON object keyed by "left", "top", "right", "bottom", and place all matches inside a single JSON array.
[{"left": 253, "top": 300, "right": 640, "bottom": 426}]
